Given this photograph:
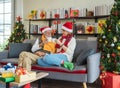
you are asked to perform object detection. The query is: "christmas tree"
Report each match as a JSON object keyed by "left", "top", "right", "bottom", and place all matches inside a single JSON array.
[
  {"left": 98, "top": 0, "right": 120, "bottom": 73},
  {"left": 8, "top": 16, "right": 27, "bottom": 43}
]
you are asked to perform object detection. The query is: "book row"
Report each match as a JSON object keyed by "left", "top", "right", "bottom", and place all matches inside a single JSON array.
[{"left": 28, "top": 4, "right": 113, "bottom": 19}]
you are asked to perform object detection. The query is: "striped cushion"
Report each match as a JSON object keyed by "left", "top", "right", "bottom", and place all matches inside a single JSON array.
[{"left": 0, "top": 60, "right": 87, "bottom": 74}]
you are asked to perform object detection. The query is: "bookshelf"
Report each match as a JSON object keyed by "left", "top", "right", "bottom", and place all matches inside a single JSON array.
[{"left": 27, "top": 15, "right": 109, "bottom": 39}]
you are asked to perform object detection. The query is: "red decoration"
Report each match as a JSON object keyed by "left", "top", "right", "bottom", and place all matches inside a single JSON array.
[
  {"left": 16, "top": 16, "right": 22, "bottom": 21},
  {"left": 40, "top": 10, "right": 46, "bottom": 19},
  {"left": 54, "top": 14, "right": 60, "bottom": 18},
  {"left": 86, "top": 26, "right": 94, "bottom": 33},
  {"left": 100, "top": 72, "right": 120, "bottom": 88},
  {"left": 111, "top": 53, "right": 116, "bottom": 58},
  {"left": 23, "top": 83, "right": 31, "bottom": 88}
]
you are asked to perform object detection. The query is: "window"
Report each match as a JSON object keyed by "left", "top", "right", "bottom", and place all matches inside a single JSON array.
[{"left": 0, "top": 0, "right": 14, "bottom": 50}]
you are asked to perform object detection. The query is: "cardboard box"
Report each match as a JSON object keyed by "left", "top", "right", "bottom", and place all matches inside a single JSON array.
[
  {"left": 15, "top": 71, "right": 36, "bottom": 83},
  {"left": 100, "top": 72, "right": 120, "bottom": 88}
]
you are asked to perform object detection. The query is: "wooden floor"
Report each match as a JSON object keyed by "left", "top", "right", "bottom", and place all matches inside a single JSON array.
[{"left": 31, "top": 79, "right": 101, "bottom": 88}]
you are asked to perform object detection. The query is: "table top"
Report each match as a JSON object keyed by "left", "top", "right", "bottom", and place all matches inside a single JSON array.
[{"left": 10, "top": 72, "right": 49, "bottom": 87}]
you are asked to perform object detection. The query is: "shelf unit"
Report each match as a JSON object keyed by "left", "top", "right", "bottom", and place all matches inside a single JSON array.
[{"left": 27, "top": 15, "right": 109, "bottom": 39}]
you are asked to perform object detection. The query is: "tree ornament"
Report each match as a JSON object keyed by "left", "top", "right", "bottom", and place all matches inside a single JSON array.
[
  {"left": 101, "top": 55, "right": 105, "bottom": 59},
  {"left": 117, "top": 43, "right": 120, "bottom": 50},
  {"left": 111, "top": 43, "right": 115, "bottom": 47},
  {"left": 16, "top": 26, "right": 19, "bottom": 29},
  {"left": 108, "top": 59, "right": 111, "bottom": 63},
  {"left": 113, "top": 36, "right": 117, "bottom": 42},
  {"left": 108, "top": 29, "right": 111, "bottom": 32},
  {"left": 115, "top": 11, "right": 118, "bottom": 16},
  {"left": 107, "top": 53, "right": 110, "bottom": 58},
  {"left": 105, "top": 40, "right": 108, "bottom": 44},
  {"left": 118, "top": 52, "right": 120, "bottom": 56},
  {"left": 111, "top": 53, "right": 116, "bottom": 58},
  {"left": 117, "top": 46, "right": 120, "bottom": 50},
  {"left": 99, "top": 39, "right": 102, "bottom": 42},
  {"left": 119, "top": 21, "right": 120, "bottom": 25},
  {"left": 102, "top": 35, "right": 106, "bottom": 39}
]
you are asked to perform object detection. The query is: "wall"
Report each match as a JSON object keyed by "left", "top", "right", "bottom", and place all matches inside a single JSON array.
[{"left": 15, "top": 0, "right": 23, "bottom": 18}]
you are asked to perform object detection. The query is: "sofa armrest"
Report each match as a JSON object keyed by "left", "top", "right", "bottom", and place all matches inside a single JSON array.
[
  {"left": 87, "top": 52, "right": 101, "bottom": 83},
  {"left": 0, "top": 50, "right": 9, "bottom": 59}
]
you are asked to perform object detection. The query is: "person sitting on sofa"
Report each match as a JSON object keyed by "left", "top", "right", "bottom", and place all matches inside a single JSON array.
[
  {"left": 18, "top": 26, "right": 56, "bottom": 71},
  {"left": 31, "top": 26, "right": 56, "bottom": 54},
  {"left": 37, "top": 22, "right": 76, "bottom": 70}
]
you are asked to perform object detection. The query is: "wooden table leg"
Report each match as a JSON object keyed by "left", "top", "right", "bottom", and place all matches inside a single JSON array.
[
  {"left": 83, "top": 82, "right": 87, "bottom": 88},
  {"left": 6, "top": 82, "right": 10, "bottom": 88},
  {"left": 38, "top": 79, "right": 42, "bottom": 88}
]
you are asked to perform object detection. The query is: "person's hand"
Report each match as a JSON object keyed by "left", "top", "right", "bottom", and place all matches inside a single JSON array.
[
  {"left": 35, "top": 51, "right": 46, "bottom": 57},
  {"left": 55, "top": 39, "right": 62, "bottom": 46},
  {"left": 39, "top": 42, "right": 43, "bottom": 47},
  {"left": 43, "top": 39, "right": 48, "bottom": 44}
]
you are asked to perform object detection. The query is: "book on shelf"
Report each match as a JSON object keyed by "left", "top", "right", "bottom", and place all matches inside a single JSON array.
[
  {"left": 75, "top": 22, "right": 86, "bottom": 34},
  {"left": 46, "top": 9, "right": 52, "bottom": 19},
  {"left": 94, "top": 4, "right": 112, "bottom": 16},
  {"left": 30, "top": 24, "right": 42, "bottom": 34}
]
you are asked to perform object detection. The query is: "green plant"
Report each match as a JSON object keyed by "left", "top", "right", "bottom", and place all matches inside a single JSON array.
[{"left": 0, "top": 40, "right": 8, "bottom": 51}]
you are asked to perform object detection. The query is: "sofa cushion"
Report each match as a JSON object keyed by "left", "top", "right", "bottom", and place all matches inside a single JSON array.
[
  {"left": 8, "top": 43, "right": 32, "bottom": 58},
  {"left": 72, "top": 40, "right": 97, "bottom": 63},
  {"left": 32, "top": 65, "right": 87, "bottom": 74},
  {"left": 23, "top": 39, "right": 35, "bottom": 45},
  {"left": 76, "top": 48, "right": 95, "bottom": 66}
]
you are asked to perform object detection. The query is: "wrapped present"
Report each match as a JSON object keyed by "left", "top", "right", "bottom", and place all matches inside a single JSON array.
[
  {"left": 100, "top": 72, "right": 120, "bottom": 88},
  {"left": 15, "top": 71, "right": 36, "bottom": 83},
  {"left": 15, "top": 67, "right": 36, "bottom": 83},
  {"left": 0, "top": 77, "right": 15, "bottom": 82},
  {"left": 2, "top": 71, "right": 14, "bottom": 78}
]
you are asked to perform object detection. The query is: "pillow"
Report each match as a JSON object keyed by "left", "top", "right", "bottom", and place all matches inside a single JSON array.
[
  {"left": 76, "top": 48, "right": 95, "bottom": 66},
  {"left": 8, "top": 43, "right": 32, "bottom": 58}
]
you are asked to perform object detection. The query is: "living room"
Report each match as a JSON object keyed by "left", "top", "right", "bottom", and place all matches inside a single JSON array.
[{"left": 1, "top": 0, "right": 120, "bottom": 88}]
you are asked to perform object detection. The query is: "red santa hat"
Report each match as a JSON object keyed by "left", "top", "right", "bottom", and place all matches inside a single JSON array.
[
  {"left": 62, "top": 22, "right": 73, "bottom": 33},
  {"left": 40, "top": 26, "right": 52, "bottom": 33}
]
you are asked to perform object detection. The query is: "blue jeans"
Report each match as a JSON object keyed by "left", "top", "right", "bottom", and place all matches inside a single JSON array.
[{"left": 37, "top": 54, "right": 68, "bottom": 66}]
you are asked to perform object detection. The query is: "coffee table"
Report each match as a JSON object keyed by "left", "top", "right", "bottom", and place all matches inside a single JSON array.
[{"left": 1, "top": 72, "right": 49, "bottom": 88}]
